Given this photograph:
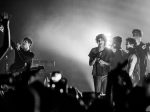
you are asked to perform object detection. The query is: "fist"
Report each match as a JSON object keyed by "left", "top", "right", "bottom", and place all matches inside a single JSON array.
[{"left": 16, "top": 43, "right": 21, "bottom": 50}]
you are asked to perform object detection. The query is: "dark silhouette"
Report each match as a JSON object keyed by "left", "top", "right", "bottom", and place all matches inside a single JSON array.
[
  {"left": 0, "top": 12, "right": 10, "bottom": 61},
  {"left": 10, "top": 37, "right": 34, "bottom": 73}
]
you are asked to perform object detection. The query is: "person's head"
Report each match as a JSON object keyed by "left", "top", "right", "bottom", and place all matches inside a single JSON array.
[
  {"left": 21, "top": 37, "right": 32, "bottom": 51},
  {"left": 126, "top": 37, "right": 136, "bottom": 50},
  {"left": 112, "top": 36, "right": 122, "bottom": 49},
  {"left": 132, "top": 29, "right": 142, "bottom": 45},
  {"left": 95, "top": 34, "right": 106, "bottom": 47}
]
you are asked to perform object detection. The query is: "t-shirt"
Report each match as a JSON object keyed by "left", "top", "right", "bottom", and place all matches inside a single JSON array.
[{"left": 88, "top": 47, "right": 112, "bottom": 76}]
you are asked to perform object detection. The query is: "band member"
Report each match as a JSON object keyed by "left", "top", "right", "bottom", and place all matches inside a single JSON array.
[
  {"left": 111, "top": 36, "right": 127, "bottom": 70},
  {"left": 126, "top": 37, "right": 140, "bottom": 87},
  {"left": 9, "top": 37, "right": 34, "bottom": 73},
  {"left": 132, "top": 29, "right": 150, "bottom": 86},
  {"left": 88, "top": 34, "right": 112, "bottom": 95},
  {"left": 0, "top": 12, "right": 10, "bottom": 61}
]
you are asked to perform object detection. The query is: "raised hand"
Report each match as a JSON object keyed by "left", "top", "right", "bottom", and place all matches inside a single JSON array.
[
  {"left": 16, "top": 43, "right": 21, "bottom": 50},
  {"left": 0, "top": 12, "right": 10, "bottom": 27},
  {"left": 1, "top": 12, "right": 9, "bottom": 20}
]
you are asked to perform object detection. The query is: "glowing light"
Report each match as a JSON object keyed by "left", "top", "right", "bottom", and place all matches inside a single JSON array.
[
  {"left": 105, "top": 33, "right": 111, "bottom": 37},
  {"left": 105, "top": 33, "right": 112, "bottom": 48},
  {"left": 51, "top": 73, "right": 62, "bottom": 82},
  {"left": 52, "top": 84, "right": 55, "bottom": 88},
  {"left": 60, "top": 89, "right": 64, "bottom": 93}
]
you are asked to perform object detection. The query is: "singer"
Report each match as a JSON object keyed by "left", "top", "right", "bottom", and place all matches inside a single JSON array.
[
  {"left": 88, "top": 34, "right": 112, "bottom": 96},
  {"left": 9, "top": 37, "right": 34, "bottom": 73}
]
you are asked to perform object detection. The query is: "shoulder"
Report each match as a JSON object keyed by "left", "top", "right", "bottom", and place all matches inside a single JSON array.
[
  {"left": 90, "top": 47, "right": 98, "bottom": 53},
  {"left": 146, "top": 42, "right": 150, "bottom": 50},
  {"left": 131, "top": 54, "right": 137, "bottom": 60},
  {"left": 29, "top": 51, "right": 34, "bottom": 58},
  {"left": 140, "top": 42, "right": 147, "bottom": 50},
  {"left": 91, "top": 47, "right": 97, "bottom": 51},
  {"left": 88, "top": 47, "right": 97, "bottom": 57}
]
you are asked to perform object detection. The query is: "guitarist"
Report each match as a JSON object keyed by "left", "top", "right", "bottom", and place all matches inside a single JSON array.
[{"left": 88, "top": 34, "right": 112, "bottom": 96}]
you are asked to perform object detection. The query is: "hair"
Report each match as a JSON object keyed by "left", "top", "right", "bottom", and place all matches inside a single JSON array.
[
  {"left": 132, "top": 29, "right": 142, "bottom": 37},
  {"left": 23, "top": 37, "right": 32, "bottom": 45},
  {"left": 113, "top": 36, "right": 122, "bottom": 49},
  {"left": 126, "top": 37, "right": 136, "bottom": 47},
  {"left": 95, "top": 34, "right": 106, "bottom": 45}
]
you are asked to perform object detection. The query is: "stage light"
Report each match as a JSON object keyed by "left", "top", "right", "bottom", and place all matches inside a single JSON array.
[
  {"left": 51, "top": 84, "right": 55, "bottom": 88},
  {"left": 105, "top": 33, "right": 111, "bottom": 37},
  {"left": 44, "top": 71, "right": 68, "bottom": 93},
  {"left": 105, "top": 33, "right": 112, "bottom": 49},
  {"left": 60, "top": 88, "right": 64, "bottom": 93},
  {"left": 51, "top": 72, "right": 62, "bottom": 82}
]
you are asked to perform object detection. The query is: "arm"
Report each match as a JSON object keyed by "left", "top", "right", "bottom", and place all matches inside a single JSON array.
[
  {"left": 25, "top": 52, "right": 35, "bottom": 70},
  {"left": 89, "top": 49, "right": 97, "bottom": 66},
  {"left": 99, "top": 59, "right": 110, "bottom": 66},
  {"left": 147, "top": 43, "right": 150, "bottom": 61},
  {"left": 89, "top": 57, "right": 97, "bottom": 66},
  {"left": 11, "top": 40, "right": 21, "bottom": 50},
  {"left": 0, "top": 13, "right": 10, "bottom": 60},
  {"left": 148, "top": 52, "right": 150, "bottom": 61},
  {"left": 129, "top": 54, "right": 137, "bottom": 78}
]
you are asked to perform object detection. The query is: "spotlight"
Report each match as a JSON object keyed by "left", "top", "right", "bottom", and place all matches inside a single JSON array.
[
  {"left": 44, "top": 71, "right": 67, "bottom": 93},
  {"left": 51, "top": 72, "right": 62, "bottom": 82},
  {"left": 105, "top": 33, "right": 112, "bottom": 48}
]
